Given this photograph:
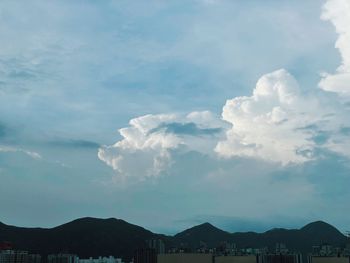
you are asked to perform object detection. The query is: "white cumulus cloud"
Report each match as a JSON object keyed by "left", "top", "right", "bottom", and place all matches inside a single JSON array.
[
  {"left": 216, "top": 69, "right": 329, "bottom": 164},
  {"left": 98, "top": 111, "right": 225, "bottom": 180},
  {"left": 99, "top": 0, "right": 350, "bottom": 179},
  {"left": 319, "top": 0, "right": 350, "bottom": 94}
]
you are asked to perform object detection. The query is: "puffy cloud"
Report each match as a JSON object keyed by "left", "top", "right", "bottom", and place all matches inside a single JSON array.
[
  {"left": 216, "top": 70, "right": 323, "bottom": 164},
  {"left": 98, "top": 111, "right": 225, "bottom": 180},
  {"left": 319, "top": 0, "right": 350, "bottom": 94},
  {"left": 216, "top": 69, "right": 350, "bottom": 164},
  {"left": 99, "top": 0, "right": 350, "bottom": 178},
  {"left": 212, "top": 0, "right": 350, "bottom": 165},
  {"left": 100, "top": 66, "right": 350, "bottom": 172}
]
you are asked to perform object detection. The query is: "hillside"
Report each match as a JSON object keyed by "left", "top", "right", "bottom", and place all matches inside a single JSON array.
[
  {"left": 0, "top": 217, "right": 162, "bottom": 261},
  {"left": 0, "top": 218, "right": 347, "bottom": 261},
  {"left": 174, "top": 222, "right": 232, "bottom": 248},
  {"left": 174, "top": 221, "right": 346, "bottom": 253}
]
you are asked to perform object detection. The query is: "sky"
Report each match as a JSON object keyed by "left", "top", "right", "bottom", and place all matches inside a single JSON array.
[{"left": 0, "top": 0, "right": 350, "bottom": 235}]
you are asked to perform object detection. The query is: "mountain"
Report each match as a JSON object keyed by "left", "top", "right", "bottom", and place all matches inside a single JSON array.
[
  {"left": 0, "top": 218, "right": 347, "bottom": 261},
  {"left": 0, "top": 217, "right": 164, "bottom": 262},
  {"left": 174, "top": 222, "right": 232, "bottom": 248},
  {"left": 298, "top": 221, "right": 347, "bottom": 250},
  {"left": 174, "top": 221, "right": 346, "bottom": 254}
]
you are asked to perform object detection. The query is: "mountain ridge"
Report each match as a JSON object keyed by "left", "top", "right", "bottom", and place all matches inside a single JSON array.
[
  {"left": 0, "top": 220, "right": 341, "bottom": 236},
  {"left": 0, "top": 218, "right": 340, "bottom": 235},
  {"left": 0, "top": 218, "right": 347, "bottom": 261}
]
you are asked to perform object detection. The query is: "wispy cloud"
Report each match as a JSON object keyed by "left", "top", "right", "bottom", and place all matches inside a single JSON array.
[
  {"left": 0, "top": 145, "right": 42, "bottom": 160},
  {"left": 48, "top": 138, "right": 100, "bottom": 149}
]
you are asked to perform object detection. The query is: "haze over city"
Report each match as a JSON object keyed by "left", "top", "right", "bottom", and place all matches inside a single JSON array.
[{"left": 1, "top": 0, "right": 350, "bottom": 237}]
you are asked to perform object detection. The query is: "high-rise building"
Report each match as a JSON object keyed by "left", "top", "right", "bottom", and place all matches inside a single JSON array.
[
  {"left": 0, "top": 250, "right": 29, "bottom": 263},
  {"left": 257, "top": 254, "right": 303, "bottom": 263},
  {"left": 78, "top": 256, "right": 123, "bottom": 263},
  {"left": 157, "top": 253, "right": 212, "bottom": 263},
  {"left": 28, "top": 255, "right": 41, "bottom": 263},
  {"left": 146, "top": 240, "right": 165, "bottom": 255},
  {"left": 319, "top": 244, "right": 333, "bottom": 256},
  {"left": 275, "top": 244, "right": 289, "bottom": 255},
  {"left": 307, "top": 256, "right": 350, "bottom": 263},
  {"left": 215, "top": 255, "right": 257, "bottom": 263},
  {"left": 133, "top": 249, "right": 157, "bottom": 263},
  {"left": 47, "top": 254, "right": 78, "bottom": 263}
]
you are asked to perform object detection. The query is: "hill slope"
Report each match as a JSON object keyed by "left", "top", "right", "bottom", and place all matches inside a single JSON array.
[
  {"left": 174, "top": 221, "right": 346, "bottom": 253},
  {"left": 0, "top": 217, "right": 161, "bottom": 261},
  {"left": 0, "top": 218, "right": 347, "bottom": 260},
  {"left": 174, "top": 222, "right": 232, "bottom": 248}
]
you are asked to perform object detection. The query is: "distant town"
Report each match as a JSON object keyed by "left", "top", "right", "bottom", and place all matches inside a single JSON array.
[{"left": 1, "top": 238, "right": 350, "bottom": 263}]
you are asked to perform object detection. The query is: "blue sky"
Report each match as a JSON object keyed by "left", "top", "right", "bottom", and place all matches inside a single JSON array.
[{"left": 1, "top": 0, "right": 350, "bottom": 235}]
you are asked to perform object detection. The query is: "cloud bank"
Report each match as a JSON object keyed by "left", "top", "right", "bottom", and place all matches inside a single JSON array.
[
  {"left": 216, "top": 67, "right": 350, "bottom": 163},
  {"left": 98, "top": 0, "right": 350, "bottom": 181},
  {"left": 98, "top": 111, "right": 225, "bottom": 180}
]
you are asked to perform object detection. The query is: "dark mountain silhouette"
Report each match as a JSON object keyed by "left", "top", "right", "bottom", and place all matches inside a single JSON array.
[
  {"left": 0, "top": 217, "right": 164, "bottom": 262},
  {"left": 174, "top": 221, "right": 346, "bottom": 254},
  {"left": 0, "top": 218, "right": 347, "bottom": 261},
  {"left": 174, "top": 222, "right": 232, "bottom": 248}
]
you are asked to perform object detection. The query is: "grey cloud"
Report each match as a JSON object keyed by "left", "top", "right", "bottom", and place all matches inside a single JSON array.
[
  {"left": 0, "top": 122, "right": 7, "bottom": 138},
  {"left": 0, "top": 58, "right": 42, "bottom": 93},
  {"left": 295, "top": 124, "right": 319, "bottom": 131},
  {"left": 339, "top": 127, "right": 350, "bottom": 136},
  {"left": 0, "top": 122, "right": 15, "bottom": 142},
  {"left": 150, "top": 122, "right": 222, "bottom": 136},
  {"left": 295, "top": 147, "right": 315, "bottom": 158},
  {"left": 296, "top": 124, "right": 331, "bottom": 145},
  {"left": 311, "top": 131, "right": 331, "bottom": 145},
  {"left": 48, "top": 139, "right": 100, "bottom": 149},
  {"left": 7, "top": 70, "right": 36, "bottom": 80},
  {"left": 0, "top": 58, "right": 37, "bottom": 80}
]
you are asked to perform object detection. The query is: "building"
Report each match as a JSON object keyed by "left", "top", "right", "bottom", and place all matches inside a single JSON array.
[
  {"left": 0, "top": 243, "right": 12, "bottom": 251},
  {"left": 307, "top": 256, "right": 350, "bottom": 263},
  {"left": 275, "top": 244, "right": 289, "bottom": 255},
  {"left": 256, "top": 254, "right": 302, "bottom": 263},
  {"left": 147, "top": 240, "right": 165, "bottom": 254},
  {"left": 47, "top": 254, "right": 78, "bottom": 263},
  {"left": 319, "top": 244, "right": 333, "bottom": 257},
  {"left": 344, "top": 243, "right": 350, "bottom": 257},
  {"left": 0, "top": 250, "right": 29, "bottom": 263},
  {"left": 157, "top": 253, "right": 213, "bottom": 263},
  {"left": 157, "top": 253, "right": 304, "bottom": 263},
  {"left": 215, "top": 255, "right": 257, "bottom": 263},
  {"left": 215, "top": 242, "right": 238, "bottom": 256},
  {"left": 133, "top": 249, "right": 157, "bottom": 263},
  {"left": 28, "top": 255, "right": 41, "bottom": 263},
  {"left": 78, "top": 256, "right": 123, "bottom": 263}
]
